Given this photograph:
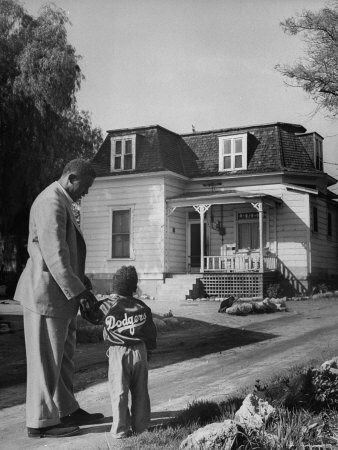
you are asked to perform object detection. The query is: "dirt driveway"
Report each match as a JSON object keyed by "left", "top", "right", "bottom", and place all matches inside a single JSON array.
[{"left": 1, "top": 297, "right": 338, "bottom": 450}]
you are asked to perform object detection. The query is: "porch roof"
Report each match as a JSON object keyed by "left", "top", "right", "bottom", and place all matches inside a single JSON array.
[{"left": 166, "top": 190, "right": 283, "bottom": 208}]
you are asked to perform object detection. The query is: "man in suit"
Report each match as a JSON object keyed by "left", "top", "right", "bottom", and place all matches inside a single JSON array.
[{"left": 15, "top": 159, "right": 103, "bottom": 438}]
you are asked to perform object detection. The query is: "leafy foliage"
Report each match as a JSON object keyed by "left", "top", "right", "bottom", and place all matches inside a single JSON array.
[
  {"left": 255, "top": 366, "right": 338, "bottom": 412},
  {"left": 0, "top": 0, "right": 102, "bottom": 243},
  {"left": 312, "top": 367, "right": 338, "bottom": 408},
  {"left": 276, "top": 0, "right": 338, "bottom": 117},
  {"left": 312, "top": 283, "right": 331, "bottom": 294},
  {"left": 266, "top": 283, "right": 283, "bottom": 298}
]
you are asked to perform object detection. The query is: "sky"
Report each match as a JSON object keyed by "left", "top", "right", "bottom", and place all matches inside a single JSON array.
[{"left": 24, "top": 0, "right": 338, "bottom": 190}]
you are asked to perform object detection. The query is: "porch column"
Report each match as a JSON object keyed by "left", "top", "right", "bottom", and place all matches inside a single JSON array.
[
  {"left": 252, "top": 201, "right": 264, "bottom": 273},
  {"left": 166, "top": 206, "right": 177, "bottom": 273},
  {"left": 193, "top": 204, "right": 210, "bottom": 273}
]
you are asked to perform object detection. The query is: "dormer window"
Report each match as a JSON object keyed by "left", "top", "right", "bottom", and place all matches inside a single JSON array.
[
  {"left": 219, "top": 133, "right": 248, "bottom": 171},
  {"left": 314, "top": 136, "right": 323, "bottom": 171},
  {"left": 111, "top": 135, "right": 136, "bottom": 171}
]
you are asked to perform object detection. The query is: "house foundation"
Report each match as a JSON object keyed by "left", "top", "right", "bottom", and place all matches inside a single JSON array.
[{"left": 201, "top": 271, "right": 278, "bottom": 299}]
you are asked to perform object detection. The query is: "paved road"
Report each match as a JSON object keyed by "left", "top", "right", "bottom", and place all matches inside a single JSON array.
[{"left": 1, "top": 297, "right": 338, "bottom": 449}]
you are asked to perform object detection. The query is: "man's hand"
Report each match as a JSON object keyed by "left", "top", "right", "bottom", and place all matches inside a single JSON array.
[
  {"left": 78, "top": 290, "right": 98, "bottom": 312},
  {"left": 78, "top": 291, "right": 103, "bottom": 325}
]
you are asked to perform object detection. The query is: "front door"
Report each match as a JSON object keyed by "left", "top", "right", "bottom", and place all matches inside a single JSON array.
[{"left": 189, "top": 222, "right": 206, "bottom": 270}]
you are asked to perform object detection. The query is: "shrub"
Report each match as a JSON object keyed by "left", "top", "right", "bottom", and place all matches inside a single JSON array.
[
  {"left": 256, "top": 366, "right": 338, "bottom": 412},
  {"left": 311, "top": 283, "right": 331, "bottom": 295},
  {"left": 254, "top": 370, "right": 317, "bottom": 410},
  {"left": 311, "top": 367, "right": 338, "bottom": 409},
  {"left": 266, "top": 283, "right": 283, "bottom": 298}
]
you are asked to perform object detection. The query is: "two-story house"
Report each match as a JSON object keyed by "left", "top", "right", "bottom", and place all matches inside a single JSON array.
[{"left": 81, "top": 122, "right": 338, "bottom": 300}]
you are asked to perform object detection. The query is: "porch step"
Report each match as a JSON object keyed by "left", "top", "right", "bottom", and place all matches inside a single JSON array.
[{"left": 155, "top": 274, "right": 202, "bottom": 302}]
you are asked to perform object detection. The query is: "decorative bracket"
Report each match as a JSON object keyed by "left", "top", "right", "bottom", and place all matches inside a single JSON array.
[
  {"left": 193, "top": 204, "right": 211, "bottom": 216},
  {"left": 251, "top": 201, "right": 263, "bottom": 212},
  {"left": 167, "top": 206, "right": 176, "bottom": 216}
]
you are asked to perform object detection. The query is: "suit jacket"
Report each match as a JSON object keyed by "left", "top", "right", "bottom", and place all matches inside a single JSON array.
[{"left": 14, "top": 182, "right": 87, "bottom": 318}]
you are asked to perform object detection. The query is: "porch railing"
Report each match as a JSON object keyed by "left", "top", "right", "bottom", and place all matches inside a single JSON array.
[{"left": 204, "top": 255, "right": 277, "bottom": 272}]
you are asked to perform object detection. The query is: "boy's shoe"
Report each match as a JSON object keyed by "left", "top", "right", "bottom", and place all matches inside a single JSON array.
[
  {"left": 27, "top": 423, "right": 79, "bottom": 438},
  {"left": 61, "top": 408, "right": 104, "bottom": 426}
]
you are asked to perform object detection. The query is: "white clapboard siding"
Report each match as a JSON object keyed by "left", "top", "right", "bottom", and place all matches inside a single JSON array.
[
  {"left": 165, "top": 177, "right": 187, "bottom": 272},
  {"left": 82, "top": 172, "right": 338, "bottom": 285},
  {"left": 81, "top": 175, "right": 166, "bottom": 276},
  {"left": 310, "top": 196, "right": 338, "bottom": 278},
  {"left": 275, "top": 188, "right": 309, "bottom": 278}
]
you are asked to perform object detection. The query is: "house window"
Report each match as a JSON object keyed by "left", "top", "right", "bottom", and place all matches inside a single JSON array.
[
  {"left": 312, "top": 206, "right": 318, "bottom": 233},
  {"left": 237, "top": 211, "right": 267, "bottom": 250},
  {"left": 328, "top": 212, "right": 332, "bottom": 237},
  {"left": 111, "top": 135, "right": 136, "bottom": 171},
  {"left": 111, "top": 209, "right": 131, "bottom": 258},
  {"left": 314, "top": 137, "right": 323, "bottom": 171},
  {"left": 219, "top": 133, "right": 248, "bottom": 171}
]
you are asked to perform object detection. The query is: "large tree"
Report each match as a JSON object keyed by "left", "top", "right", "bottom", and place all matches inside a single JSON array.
[
  {"left": 276, "top": 0, "right": 338, "bottom": 118},
  {"left": 0, "top": 0, "right": 102, "bottom": 272}
]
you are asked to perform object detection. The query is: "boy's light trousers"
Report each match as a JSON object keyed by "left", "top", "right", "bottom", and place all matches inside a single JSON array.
[{"left": 108, "top": 343, "right": 150, "bottom": 438}]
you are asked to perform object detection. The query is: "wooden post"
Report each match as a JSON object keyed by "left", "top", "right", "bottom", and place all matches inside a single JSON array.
[
  {"left": 252, "top": 201, "right": 264, "bottom": 273},
  {"left": 259, "top": 203, "right": 263, "bottom": 272},
  {"left": 200, "top": 211, "right": 204, "bottom": 272},
  {"left": 193, "top": 204, "right": 210, "bottom": 274}
]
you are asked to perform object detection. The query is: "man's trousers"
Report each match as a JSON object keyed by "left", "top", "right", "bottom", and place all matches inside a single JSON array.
[
  {"left": 23, "top": 307, "right": 79, "bottom": 428},
  {"left": 108, "top": 343, "right": 150, "bottom": 438}
]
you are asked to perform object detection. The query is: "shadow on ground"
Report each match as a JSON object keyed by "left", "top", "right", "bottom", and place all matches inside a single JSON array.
[
  {"left": 77, "top": 410, "right": 183, "bottom": 437},
  {"left": 0, "top": 314, "right": 277, "bottom": 398},
  {"left": 151, "top": 318, "right": 276, "bottom": 369}
]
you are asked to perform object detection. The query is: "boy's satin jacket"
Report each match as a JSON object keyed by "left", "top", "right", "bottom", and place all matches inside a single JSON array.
[{"left": 97, "top": 296, "right": 157, "bottom": 351}]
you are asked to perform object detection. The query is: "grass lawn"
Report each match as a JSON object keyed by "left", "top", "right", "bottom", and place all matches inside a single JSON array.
[{"left": 113, "top": 358, "right": 338, "bottom": 450}]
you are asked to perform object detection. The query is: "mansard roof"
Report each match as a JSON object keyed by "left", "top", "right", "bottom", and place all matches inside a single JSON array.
[{"left": 92, "top": 122, "right": 325, "bottom": 179}]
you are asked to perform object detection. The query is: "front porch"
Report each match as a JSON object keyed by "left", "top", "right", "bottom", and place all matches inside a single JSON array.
[
  {"left": 167, "top": 189, "right": 281, "bottom": 275},
  {"left": 166, "top": 189, "right": 306, "bottom": 298}
]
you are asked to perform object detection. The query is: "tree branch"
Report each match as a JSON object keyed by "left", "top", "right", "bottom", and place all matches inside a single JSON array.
[{"left": 319, "top": 88, "right": 338, "bottom": 97}]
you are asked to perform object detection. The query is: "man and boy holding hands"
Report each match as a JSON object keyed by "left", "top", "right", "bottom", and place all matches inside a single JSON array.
[{"left": 14, "top": 159, "right": 157, "bottom": 440}]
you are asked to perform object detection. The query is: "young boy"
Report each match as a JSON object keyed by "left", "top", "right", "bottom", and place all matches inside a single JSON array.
[{"left": 81, "top": 266, "right": 157, "bottom": 439}]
